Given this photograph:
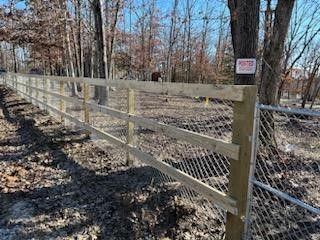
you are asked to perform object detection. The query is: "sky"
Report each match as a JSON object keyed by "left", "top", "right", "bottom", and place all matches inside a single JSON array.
[{"left": 0, "top": 0, "right": 26, "bottom": 9}]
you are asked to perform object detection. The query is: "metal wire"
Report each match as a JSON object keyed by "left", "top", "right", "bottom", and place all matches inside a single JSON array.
[{"left": 248, "top": 104, "right": 320, "bottom": 240}]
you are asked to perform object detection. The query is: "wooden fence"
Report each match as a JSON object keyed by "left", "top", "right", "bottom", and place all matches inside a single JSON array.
[{"left": 2, "top": 73, "right": 257, "bottom": 240}]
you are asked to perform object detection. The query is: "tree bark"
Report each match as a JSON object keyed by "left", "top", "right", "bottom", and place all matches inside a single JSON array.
[
  {"left": 302, "top": 57, "right": 320, "bottom": 108},
  {"left": 259, "top": 0, "right": 295, "bottom": 105},
  {"left": 228, "top": 0, "right": 260, "bottom": 85},
  {"left": 166, "top": 0, "right": 178, "bottom": 82},
  {"left": 92, "top": 0, "right": 108, "bottom": 104}
]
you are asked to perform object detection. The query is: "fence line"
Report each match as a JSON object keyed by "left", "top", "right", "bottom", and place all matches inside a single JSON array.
[
  {"left": 14, "top": 77, "right": 240, "bottom": 159},
  {"left": 2, "top": 73, "right": 258, "bottom": 239}
]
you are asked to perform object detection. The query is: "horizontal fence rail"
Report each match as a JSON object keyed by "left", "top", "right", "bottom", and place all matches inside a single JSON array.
[
  {"left": 2, "top": 73, "right": 258, "bottom": 240},
  {"left": 13, "top": 73, "right": 249, "bottom": 101}
]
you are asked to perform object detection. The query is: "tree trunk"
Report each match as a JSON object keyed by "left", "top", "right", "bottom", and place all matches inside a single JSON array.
[
  {"left": 228, "top": 0, "right": 260, "bottom": 85},
  {"left": 302, "top": 59, "right": 320, "bottom": 108},
  {"left": 166, "top": 0, "right": 178, "bottom": 82},
  {"left": 310, "top": 84, "right": 320, "bottom": 109},
  {"left": 259, "top": 0, "right": 295, "bottom": 147},
  {"left": 186, "top": 0, "right": 192, "bottom": 83},
  {"left": 12, "top": 44, "right": 17, "bottom": 73},
  {"left": 107, "top": 0, "right": 121, "bottom": 79},
  {"left": 92, "top": 0, "right": 108, "bottom": 105},
  {"left": 259, "top": 0, "right": 295, "bottom": 105}
]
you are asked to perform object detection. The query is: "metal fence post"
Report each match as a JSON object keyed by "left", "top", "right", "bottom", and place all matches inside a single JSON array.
[
  {"left": 225, "top": 86, "right": 257, "bottom": 240},
  {"left": 243, "top": 102, "right": 260, "bottom": 240},
  {"left": 126, "top": 88, "right": 135, "bottom": 166}
]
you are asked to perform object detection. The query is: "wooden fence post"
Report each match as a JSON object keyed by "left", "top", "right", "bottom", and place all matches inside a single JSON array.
[
  {"left": 225, "top": 86, "right": 257, "bottom": 240},
  {"left": 35, "top": 77, "right": 39, "bottom": 106},
  {"left": 45, "top": 78, "right": 50, "bottom": 113},
  {"left": 83, "top": 82, "right": 90, "bottom": 123},
  {"left": 14, "top": 75, "right": 18, "bottom": 91},
  {"left": 126, "top": 88, "right": 135, "bottom": 166},
  {"left": 28, "top": 77, "right": 32, "bottom": 102},
  {"left": 59, "top": 80, "right": 65, "bottom": 122}
]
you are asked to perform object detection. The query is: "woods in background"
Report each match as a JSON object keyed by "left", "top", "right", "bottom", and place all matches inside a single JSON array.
[
  {"left": 0, "top": 0, "right": 319, "bottom": 107},
  {"left": 0, "top": 0, "right": 232, "bottom": 83}
]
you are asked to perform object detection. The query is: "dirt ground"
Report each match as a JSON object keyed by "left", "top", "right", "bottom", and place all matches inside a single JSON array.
[{"left": 0, "top": 86, "right": 220, "bottom": 240}]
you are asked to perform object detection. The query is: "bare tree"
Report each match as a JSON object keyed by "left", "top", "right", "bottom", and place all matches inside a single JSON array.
[
  {"left": 301, "top": 44, "right": 320, "bottom": 108},
  {"left": 277, "top": 2, "right": 320, "bottom": 102},
  {"left": 259, "top": 0, "right": 295, "bottom": 105},
  {"left": 166, "top": 0, "right": 179, "bottom": 82}
]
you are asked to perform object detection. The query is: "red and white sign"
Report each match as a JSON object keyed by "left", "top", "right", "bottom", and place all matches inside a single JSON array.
[{"left": 236, "top": 58, "right": 256, "bottom": 74}]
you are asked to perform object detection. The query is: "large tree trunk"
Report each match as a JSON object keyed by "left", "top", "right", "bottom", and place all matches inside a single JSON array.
[
  {"left": 66, "top": 19, "right": 78, "bottom": 96},
  {"left": 166, "top": 0, "right": 178, "bottom": 82},
  {"left": 259, "top": 0, "right": 295, "bottom": 147},
  {"left": 259, "top": 0, "right": 295, "bottom": 105},
  {"left": 301, "top": 58, "right": 320, "bottom": 108},
  {"left": 92, "top": 0, "right": 108, "bottom": 105},
  {"left": 107, "top": 0, "right": 121, "bottom": 80},
  {"left": 228, "top": 0, "right": 260, "bottom": 85},
  {"left": 198, "top": 1, "right": 210, "bottom": 84},
  {"left": 12, "top": 44, "right": 17, "bottom": 73},
  {"left": 186, "top": 0, "right": 192, "bottom": 83},
  {"left": 310, "top": 84, "right": 320, "bottom": 109}
]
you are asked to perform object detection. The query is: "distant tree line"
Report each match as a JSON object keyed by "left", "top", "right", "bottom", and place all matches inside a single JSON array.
[{"left": 0, "top": 0, "right": 319, "bottom": 107}]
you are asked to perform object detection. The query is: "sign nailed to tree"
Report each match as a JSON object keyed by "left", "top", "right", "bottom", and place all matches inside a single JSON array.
[{"left": 236, "top": 58, "right": 257, "bottom": 74}]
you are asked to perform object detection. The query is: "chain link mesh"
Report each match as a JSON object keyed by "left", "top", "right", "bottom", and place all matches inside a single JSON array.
[
  {"left": 248, "top": 105, "right": 320, "bottom": 240},
  {"left": 133, "top": 92, "right": 235, "bottom": 238}
]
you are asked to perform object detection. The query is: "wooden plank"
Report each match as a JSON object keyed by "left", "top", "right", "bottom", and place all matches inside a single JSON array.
[
  {"left": 17, "top": 81, "right": 80, "bottom": 105},
  {"left": 46, "top": 78, "right": 51, "bottom": 109},
  {"left": 11, "top": 73, "right": 245, "bottom": 101},
  {"left": 59, "top": 80, "right": 65, "bottom": 122},
  {"left": 103, "top": 79, "right": 245, "bottom": 102},
  {"left": 35, "top": 77, "right": 39, "bottom": 102},
  {"left": 126, "top": 89, "right": 135, "bottom": 165},
  {"left": 28, "top": 77, "right": 32, "bottom": 102},
  {"left": 225, "top": 86, "right": 257, "bottom": 240},
  {"left": 86, "top": 102, "right": 240, "bottom": 160}
]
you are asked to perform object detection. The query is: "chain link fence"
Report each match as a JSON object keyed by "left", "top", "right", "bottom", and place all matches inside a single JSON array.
[{"left": 248, "top": 104, "right": 320, "bottom": 240}]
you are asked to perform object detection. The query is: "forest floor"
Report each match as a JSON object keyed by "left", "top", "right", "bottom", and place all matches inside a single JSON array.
[{"left": 0, "top": 86, "right": 218, "bottom": 240}]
